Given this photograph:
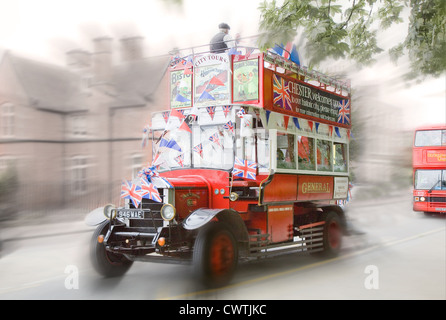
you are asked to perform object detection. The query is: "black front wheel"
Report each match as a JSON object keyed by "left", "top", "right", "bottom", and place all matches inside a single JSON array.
[{"left": 90, "top": 221, "right": 133, "bottom": 277}]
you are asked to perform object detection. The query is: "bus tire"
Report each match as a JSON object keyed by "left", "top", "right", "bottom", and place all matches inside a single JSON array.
[
  {"left": 90, "top": 221, "right": 133, "bottom": 277},
  {"left": 320, "top": 212, "right": 342, "bottom": 257},
  {"left": 192, "top": 222, "right": 238, "bottom": 288}
]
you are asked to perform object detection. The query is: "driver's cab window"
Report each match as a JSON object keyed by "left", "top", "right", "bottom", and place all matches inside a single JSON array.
[{"left": 235, "top": 108, "right": 270, "bottom": 174}]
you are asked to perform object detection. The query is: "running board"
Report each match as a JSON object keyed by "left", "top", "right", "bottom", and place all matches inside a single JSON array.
[
  {"left": 246, "top": 226, "right": 325, "bottom": 259},
  {"left": 124, "top": 253, "right": 192, "bottom": 265}
]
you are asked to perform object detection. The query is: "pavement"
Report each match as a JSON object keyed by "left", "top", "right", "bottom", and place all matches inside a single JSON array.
[{"left": 0, "top": 217, "right": 95, "bottom": 243}]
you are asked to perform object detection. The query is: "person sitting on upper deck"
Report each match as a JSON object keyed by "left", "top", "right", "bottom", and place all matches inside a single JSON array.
[{"left": 210, "top": 23, "right": 235, "bottom": 53}]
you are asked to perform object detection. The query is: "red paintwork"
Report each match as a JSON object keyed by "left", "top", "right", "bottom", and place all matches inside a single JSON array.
[
  {"left": 263, "top": 174, "right": 298, "bottom": 202},
  {"left": 297, "top": 175, "right": 334, "bottom": 201},
  {"left": 161, "top": 50, "right": 352, "bottom": 243},
  {"left": 267, "top": 205, "right": 294, "bottom": 242}
]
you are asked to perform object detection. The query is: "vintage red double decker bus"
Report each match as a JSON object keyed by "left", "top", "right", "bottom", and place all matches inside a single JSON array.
[
  {"left": 87, "top": 44, "right": 353, "bottom": 287},
  {"left": 412, "top": 125, "right": 446, "bottom": 215}
]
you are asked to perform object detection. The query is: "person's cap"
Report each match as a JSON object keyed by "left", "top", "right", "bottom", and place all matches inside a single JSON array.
[{"left": 219, "top": 23, "right": 230, "bottom": 30}]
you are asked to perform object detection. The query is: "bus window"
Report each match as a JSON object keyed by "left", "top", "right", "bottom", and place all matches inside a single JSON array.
[
  {"left": 277, "top": 133, "right": 296, "bottom": 169},
  {"left": 334, "top": 142, "right": 348, "bottom": 172},
  {"left": 317, "top": 139, "right": 332, "bottom": 171},
  {"left": 415, "top": 130, "right": 446, "bottom": 146},
  {"left": 297, "top": 136, "right": 315, "bottom": 170},
  {"left": 256, "top": 129, "right": 270, "bottom": 173},
  {"left": 415, "top": 169, "right": 446, "bottom": 190}
]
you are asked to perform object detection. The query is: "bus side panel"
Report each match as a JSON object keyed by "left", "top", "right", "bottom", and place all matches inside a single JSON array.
[
  {"left": 297, "top": 175, "right": 334, "bottom": 201},
  {"left": 263, "top": 174, "right": 298, "bottom": 202},
  {"left": 268, "top": 205, "right": 294, "bottom": 243}
]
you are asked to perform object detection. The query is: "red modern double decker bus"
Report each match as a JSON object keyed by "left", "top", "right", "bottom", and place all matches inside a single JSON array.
[
  {"left": 413, "top": 125, "right": 446, "bottom": 215},
  {"left": 87, "top": 43, "right": 353, "bottom": 287}
]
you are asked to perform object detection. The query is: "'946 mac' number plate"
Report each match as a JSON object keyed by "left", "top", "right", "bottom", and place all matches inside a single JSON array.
[{"left": 117, "top": 209, "right": 144, "bottom": 219}]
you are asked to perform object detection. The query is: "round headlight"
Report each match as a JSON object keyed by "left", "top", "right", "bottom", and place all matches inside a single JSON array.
[
  {"left": 229, "top": 192, "right": 239, "bottom": 201},
  {"left": 161, "top": 204, "right": 176, "bottom": 221},
  {"left": 103, "top": 204, "right": 116, "bottom": 220},
  {"left": 420, "top": 196, "right": 426, "bottom": 202}
]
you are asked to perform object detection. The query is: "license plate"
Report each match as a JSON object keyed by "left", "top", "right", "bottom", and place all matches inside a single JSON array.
[
  {"left": 116, "top": 209, "right": 144, "bottom": 219},
  {"left": 435, "top": 208, "right": 446, "bottom": 211}
]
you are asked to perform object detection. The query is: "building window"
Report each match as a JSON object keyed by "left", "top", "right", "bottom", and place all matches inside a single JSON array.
[
  {"left": 131, "top": 154, "right": 143, "bottom": 179},
  {"left": 1, "top": 103, "right": 14, "bottom": 138},
  {"left": 81, "top": 76, "right": 92, "bottom": 92},
  {"left": 69, "top": 114, "right": 87, "bottom": 137},
  {"left": 0, "top": 156, "right": 15, "bottom": 173},
  {"left": 71, "top": 156, "right": 87, "bottom": 194}
]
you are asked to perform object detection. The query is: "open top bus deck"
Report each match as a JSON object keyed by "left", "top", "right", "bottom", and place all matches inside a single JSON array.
[{"left": 87, "top": 44, "right": 353, "bottom": 287}]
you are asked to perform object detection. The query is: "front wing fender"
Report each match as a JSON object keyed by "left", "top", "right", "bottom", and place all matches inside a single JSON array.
[{"left": 182, "top": 208, "right": 224, "bottom": 230}]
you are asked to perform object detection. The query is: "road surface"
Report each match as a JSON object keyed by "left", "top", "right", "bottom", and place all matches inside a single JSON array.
[{"left": 0, "top": 191, "right": 444, "bottom": 300}]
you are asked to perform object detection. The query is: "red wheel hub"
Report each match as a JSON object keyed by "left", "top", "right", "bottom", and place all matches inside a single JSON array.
[
  {"left": 210, "top": 232, "right": 235, "bottom": 276},
  {"left": 327, "top": 220, "right": 341, "bottom": 249}
]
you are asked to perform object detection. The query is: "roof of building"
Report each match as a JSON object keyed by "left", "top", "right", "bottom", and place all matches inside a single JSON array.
[
  {"left": 111, "top": 55, "right": 170, "bottom": 108},
  {"left": 7, "top": 52, "right": 85, "bottom": 112},
  {"left": 2, "top": 50, "right": 170, "bottom": 112}
]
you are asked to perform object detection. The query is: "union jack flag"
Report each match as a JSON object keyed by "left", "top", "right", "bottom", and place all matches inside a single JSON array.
[
  {"left": 140, "top": 178, "right": 162, "bottom": 202},
  {"left": 121, "top": 181, "right": 143, "bottom": 208},
  {"left": 337, "top": 99, "right": 351, "bottom": 125},
  {"left": 193, "top": 143, "right": 203, "bottom": 158},
  {"left": 232, "top": 157, "right": 257, "bottom": 180},
  {"left": 223, "top": 120, "right": 234, "bottom": 133},
  {"left": 273, "top": 75, "right": 292, "bottom": 110},
  {"left": 206, "top": 106, "right": 216, "bottom": 120},
  {"left": 162, "top": 111, "right": 170, "bottom": 123},
  {"left": 175, "top": 154, "right": 185, "bottom": 167},
  {"left": 209, "top": 132, "right": 222, "bottom": 148},
  {"left": 222, "top": 105, "right": 232, "bottom": 118}
]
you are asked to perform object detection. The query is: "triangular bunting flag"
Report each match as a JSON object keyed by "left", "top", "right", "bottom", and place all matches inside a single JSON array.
[
  {"left": 284, "top": 116, "right": 289, "bottom": 130},
  {"left": 335, "top": 127, "right": 341, "bottom": 138},
  {"left": 199, "top": 90, "right": 215, "bottom": 101},
  {"left": 209, "top": 76, "right": 225, "bottom": 86},
  {"left": 293, "top": 117, "right": 300, "bottom": 129},
  {"left": 209, "top": 132, "right": 222, "bottom": 148},
  {"left": 178, "top": 120, "right": 192, "bottom": 133},
  {"left": 162, "top": 111, "right": 170, "bottom": 123},
  {"left": 223, "top": 120, "right": 234, "bottom": 133},
  {"left": 193, "top": 143, "right": 203, "bottom": 158},
  {"left": 206, "top": 106, "right": 216, "bottom": 120},
  {"left": 175, "top": 94, "right": 190, "bottom": 103},
  {"left": 175, "top": 154, "right": 185, "bottom": 167},
  {"left": 222, "top": 105, "right": 232, "bottom": 117},
  {"left": 170, "top": 108, "right": 186, "bottom": 120},
  {"left": 266, "top": 110, "right": 271, "bottom": 124},
  {"left": 308, "top": 120, "right": 313, "bottom": 132}
]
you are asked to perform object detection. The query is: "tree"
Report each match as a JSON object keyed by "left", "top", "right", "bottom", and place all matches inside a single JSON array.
[{"left": 258, "top": 0, "right": 446, "bottom": 80}]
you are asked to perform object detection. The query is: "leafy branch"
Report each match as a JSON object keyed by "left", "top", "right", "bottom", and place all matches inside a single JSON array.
[{"left": 258, "top": 0, "right": 446, "bottom": 80}]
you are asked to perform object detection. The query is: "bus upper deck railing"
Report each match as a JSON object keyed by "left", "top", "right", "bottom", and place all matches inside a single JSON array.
[{"left": 168, "top": 42, "right": 351, "bottom": 96}]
